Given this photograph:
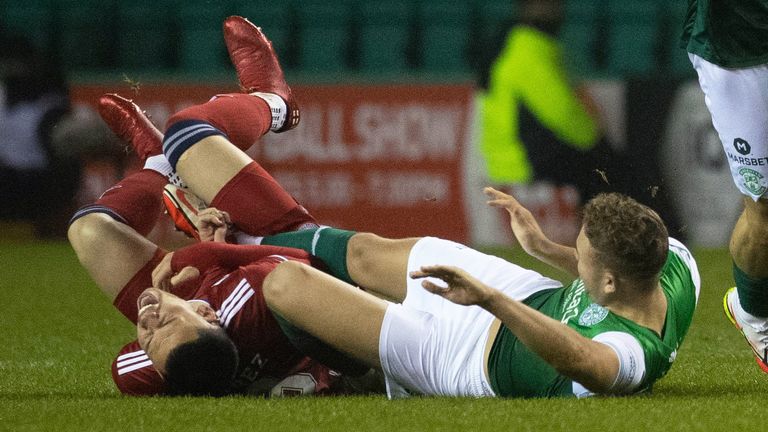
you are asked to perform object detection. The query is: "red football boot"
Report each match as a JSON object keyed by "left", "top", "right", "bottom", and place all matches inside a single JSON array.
[
  {"left": 223, "top": 16, "right": 300, "bottom": 132},
  {"left": 98, "top": 94, "right": 163, "bottom": 160}
]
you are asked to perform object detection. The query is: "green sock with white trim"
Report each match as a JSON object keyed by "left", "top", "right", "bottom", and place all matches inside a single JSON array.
[
  {"left": 734, "top": 262, "right": 768, "bottom": 318},
  {"left": 262, "top": 227, "right": 357, "bottom": 285}
]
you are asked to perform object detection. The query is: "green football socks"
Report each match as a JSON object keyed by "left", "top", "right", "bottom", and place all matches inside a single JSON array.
[
  {"left": 262, "top": 227, "right": 357, "bottom": 285},
  {"left": 734, "top": 263, "right": 768, "bottom": 317}
]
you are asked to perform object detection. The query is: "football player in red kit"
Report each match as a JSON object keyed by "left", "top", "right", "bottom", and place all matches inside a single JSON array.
[{"left": 69, "top": 17, "right": 368, "bottom": 396}]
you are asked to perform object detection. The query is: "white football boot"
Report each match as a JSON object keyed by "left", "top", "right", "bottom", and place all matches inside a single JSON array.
[
  {"left": 723, "top": 287, "right": 768, "bottom": 373},
  {"left": 162, "top": 184, "right": 208, "bottom": 240}
]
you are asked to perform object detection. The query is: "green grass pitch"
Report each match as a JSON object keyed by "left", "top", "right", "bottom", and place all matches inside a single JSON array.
[{"left": 1, "top": 239, "right": 767, "bottom": 431}]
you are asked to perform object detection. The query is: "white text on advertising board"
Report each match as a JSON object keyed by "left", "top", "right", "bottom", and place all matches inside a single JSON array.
[
  {"left": 259, "top": 103, "right": 462, "bottom": 162},
  {"left": 272, "top": 170, "right": 450, "bottom": 208}
]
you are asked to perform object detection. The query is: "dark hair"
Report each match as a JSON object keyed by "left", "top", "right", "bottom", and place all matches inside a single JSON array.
[
  {"left": 582, "top": 193, "right": 669, "bottom": 285},
  {"left": 519, "top": 0, "right": 563, "bottom": 35},
  {"left": 164, "top": 327, "right": 239, "bottom": 396}
]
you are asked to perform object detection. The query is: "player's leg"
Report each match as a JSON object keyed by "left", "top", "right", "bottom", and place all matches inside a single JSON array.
[
  {"left": 68, "top": 95, "right": 181, "bottom": 322},
  {"left": 691, "top": 54, "right": 768, "bottom": 368},
  {"left": 726, "top": 197, "right": 768, "bottom": 371},
  {"left": 731, "top": 197, "right": 768, "bottom": 279},
  {"left": 263, "top": 261, "right": 388, "bottom": 367},
  {"left": 260, "top": 229, "right": 418, "bottom": 302},
  {"left": 163, "top": 17, "right": 410, "bottom": 300},
  {"left": 264, "top": 231, "right": 556, "bottom": 308},
  {"left": 105, "top": 89, "right": 312, "bottom": 239},
  {"left": 69, "top": 212, "right": 160, "bottom": 301},
  {"left": 162, "top": 18, "right": 310, "bottom": 236},
  {"left": 163, "top": 96, "right": 270, "bottom": 202},
  {"left": 68, "top": 95, "right": 169, "bottom": 302},
  {"left": 264, "top": 259, "right": 502, "bottom": 398},
  {"left": 346, "top": 234, "right": 419, "bottom": 302},
  {"left": 164, "top": 99, "right": 315, "bottom": 236}
]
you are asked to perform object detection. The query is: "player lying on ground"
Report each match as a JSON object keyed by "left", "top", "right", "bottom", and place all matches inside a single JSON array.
[
  {"left": 68, "top": 17, "right": 369, "bottom": 396},
  {"left": 170, "top": 186, "right": 697, "bottom": 398},
  {"left": 254, "top": 191, "right": 701, "bottom": 398},
  {"left": 129, "top": 19, "right": 701, "bottom": 399},
  {"left": 154, "top": 86, "right": 702, "bottom": 399},
  {"left": 74, "top": 16, "right": 699, "bottom": 398},
  {"left": 162, "top": 130, "right": 701, "bottom": 398}
]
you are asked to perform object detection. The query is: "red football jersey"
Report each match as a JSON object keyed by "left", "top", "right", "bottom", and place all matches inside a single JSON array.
[{"left": 111, "top": 244, "right": 342, "bottom": 396}]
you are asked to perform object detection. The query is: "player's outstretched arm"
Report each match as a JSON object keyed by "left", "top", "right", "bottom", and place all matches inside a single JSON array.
[
  {"left": 484, "top": 187, "right": 578, "bottom": 276},
  {"left": 412, "top": 265, "right": 620, "bottom": 394}
]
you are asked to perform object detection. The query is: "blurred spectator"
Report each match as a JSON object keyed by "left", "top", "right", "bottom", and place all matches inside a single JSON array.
[
  {"left": 50, "top": 107, "right": 128, "bottom": 207},
  {"left": 0, "top": 30, "right": 77, "bottom": 238},
  {"left": 479, "top": 0, "right": 614, "bottom": 198},
  {"left": 477, "top": 0, "right": 681, "bottom": 237}
]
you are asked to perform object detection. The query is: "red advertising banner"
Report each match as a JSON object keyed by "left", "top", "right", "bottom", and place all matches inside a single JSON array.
[{"left": 71, "top": 83, "right": 472, "bottom": 242}]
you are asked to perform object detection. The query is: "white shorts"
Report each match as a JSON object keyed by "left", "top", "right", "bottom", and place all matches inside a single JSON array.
[
  {"left": 378, "top": 237, "right": 563, "bottom": 398},
  {"left": 690, "top": 53, "right": 768, "bottom": 200}
]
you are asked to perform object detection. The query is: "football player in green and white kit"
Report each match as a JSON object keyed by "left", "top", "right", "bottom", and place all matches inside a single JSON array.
[
  {"left": 681, "top": 0, "right": 768, "bottom": 371},
  {"left": 252, "top": 188, "right": 699, "bottom": 398}
]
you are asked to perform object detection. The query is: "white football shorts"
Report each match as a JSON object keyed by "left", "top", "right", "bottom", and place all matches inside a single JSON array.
[
  {"left": 690, "top": 53, "right": 768, "bottom": 200},
  {"left": 378, "top": 237, "right": 563, "bottom": 398}
]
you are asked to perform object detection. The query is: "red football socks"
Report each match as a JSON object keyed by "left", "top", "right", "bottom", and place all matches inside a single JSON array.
[
  {"left": 210, "top": 161, "right": 317, "bottom": 236},
  {"left": 93, "top": 169, "right": 167, "bottom": 236},
  {"left": 165, "top": 93, "right": 272, "bottom": 152}
]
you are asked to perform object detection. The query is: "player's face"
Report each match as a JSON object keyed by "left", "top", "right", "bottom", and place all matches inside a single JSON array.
[
  {"left": 136, "top": 288, "right": 219, "bottom": 374},
  {"left": 575, "top": 227, "right": 609, "bottom": 303}
]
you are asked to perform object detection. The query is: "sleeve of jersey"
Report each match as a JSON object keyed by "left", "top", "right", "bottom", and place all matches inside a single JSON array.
[
  {"left": 668, "top": 237, "right": 702, "bottom": 303},
  {"left": 111, "top": 341, "right": 167, "bottom": 396},
  {"left": 171, "top": 243, "right": 310, "bottom": 272},
  {"left": 516, "top": 33, "right": 598, "bottom": 149},
  {"left": 592, "top": 331, "right": 646, "bottom": 394}
]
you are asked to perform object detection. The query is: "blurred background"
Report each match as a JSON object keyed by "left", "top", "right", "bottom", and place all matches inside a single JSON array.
[
  {"left": 0, "top": 0, "right": 739, "bottom": 248},
  {"left": 0, "top": 0, "right": 692, "bottom": 79}
]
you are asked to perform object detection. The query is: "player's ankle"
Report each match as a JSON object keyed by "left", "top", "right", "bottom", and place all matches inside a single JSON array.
[
  {"left": 250, "top": 92, "right": 287, "bottom": 131},
  {"left": 734, "top": 262, "right": 768, "bottom": 321}
]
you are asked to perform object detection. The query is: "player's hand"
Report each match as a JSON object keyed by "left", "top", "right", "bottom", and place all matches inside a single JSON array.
[
  {"left": 151, "top": 252, "right": 200, "bottom": 291},
  {"left": 196, "top": 208, "right": 231, "bottom": 243},
  {"left": 410, "top": 265, "right": 494, "bottom": 307},
  {"left": 484, "top": 187, "right": 547, "bottom": 256}
]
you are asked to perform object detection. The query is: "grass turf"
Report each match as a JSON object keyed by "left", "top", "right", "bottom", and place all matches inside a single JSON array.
[{"left": 1, "top": 240, "right": 767, "bottom": 431}]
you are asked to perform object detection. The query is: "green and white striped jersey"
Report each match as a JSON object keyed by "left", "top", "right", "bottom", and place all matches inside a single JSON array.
[{"left": 487, "top": 238, "right": 699, "bottom": 398}]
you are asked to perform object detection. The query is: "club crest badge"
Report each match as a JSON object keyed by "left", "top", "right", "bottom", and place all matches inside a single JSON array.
[
  {"left": 739, "top": 167, "right": 767, "bottom": 197},
  {"left": 578, "top": 303, "right": 609, "bottom": 326}
]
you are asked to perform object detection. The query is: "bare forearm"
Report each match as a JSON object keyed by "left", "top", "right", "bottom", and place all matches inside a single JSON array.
[{"left": 530, "top": 239, "right": 579, "bottom": 277}]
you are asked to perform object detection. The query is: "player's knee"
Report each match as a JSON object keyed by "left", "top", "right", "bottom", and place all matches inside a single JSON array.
[
  {"left": 166, "top": 105, "right": 206, "bottom": 128},
  {"left": 747, "top": 197, "right": 768, "bottom": 218},
  {"left": 347, "top": 232, "right": 385, "bottom": 274},
  {"left": 67, "top": 213, "right": 111, "bottom": 255},
  {"left": 743, "top": 198, "right": 768, "bottom": 231},
  {"left": 263, "top": 261, "right": 309, "bottom": 309}
]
